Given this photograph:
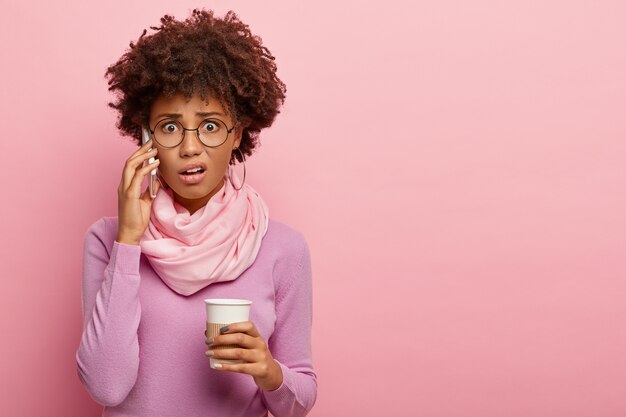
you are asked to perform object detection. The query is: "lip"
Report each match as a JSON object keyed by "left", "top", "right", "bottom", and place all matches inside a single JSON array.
[
  {"left": 178, "top": 162, "right": 207, "bottom": 174},
  {"left": 179, "top": 170, "right": 206, "bottom": 185}
]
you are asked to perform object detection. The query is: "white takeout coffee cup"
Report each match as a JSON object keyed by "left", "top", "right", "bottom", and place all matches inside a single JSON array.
[{"left": 204, "top": 298, "right": 252, "bottom": 369}]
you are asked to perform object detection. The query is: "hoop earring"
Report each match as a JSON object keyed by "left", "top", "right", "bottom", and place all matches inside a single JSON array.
[{"left": 228, "top": 147, "right": 246, "bottom": 191}]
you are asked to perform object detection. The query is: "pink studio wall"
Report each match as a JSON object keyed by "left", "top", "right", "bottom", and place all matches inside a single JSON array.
[{"left": 1, "top": 1, "right": 624, "bottom": 416}]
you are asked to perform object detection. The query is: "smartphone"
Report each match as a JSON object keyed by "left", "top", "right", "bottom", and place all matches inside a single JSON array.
[{"left": 142, "top": 128, "right": 158, "bottom": 198}]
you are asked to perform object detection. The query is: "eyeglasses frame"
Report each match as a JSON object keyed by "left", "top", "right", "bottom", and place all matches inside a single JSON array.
[{"left": 148, "top": 117, "right": 236, "bottom": 149}]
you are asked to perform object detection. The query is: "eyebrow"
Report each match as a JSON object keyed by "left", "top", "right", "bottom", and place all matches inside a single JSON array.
[{"left": 155, "top": 111, "right": 225, "bottom": 119}]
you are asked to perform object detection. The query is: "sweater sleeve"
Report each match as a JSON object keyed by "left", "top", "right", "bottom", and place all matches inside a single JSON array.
[
  {"left": 261, "top": 235, "right": 318, "bottom": 417},
  {"left": 75, "top": 218, "right": 143, "bottom": 406}
]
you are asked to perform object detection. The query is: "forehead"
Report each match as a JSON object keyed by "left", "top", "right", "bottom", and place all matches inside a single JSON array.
[{"left": 150, "top": 91, "right": 228, "bottom": 119}]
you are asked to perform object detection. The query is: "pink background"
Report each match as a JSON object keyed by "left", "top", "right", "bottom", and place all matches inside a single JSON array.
[{"left": 1, "top": 1, "right": 625, "bottom": 416}]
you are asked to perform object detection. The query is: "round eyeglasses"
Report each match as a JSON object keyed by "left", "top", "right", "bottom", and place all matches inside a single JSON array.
[{"left": 149, "top": 118, "right": 235, "bottom": 148}]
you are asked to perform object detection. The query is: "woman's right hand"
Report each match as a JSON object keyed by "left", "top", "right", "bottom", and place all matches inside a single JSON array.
[{"left": 116, "top": 141, "right": 161, "bottom": 246}]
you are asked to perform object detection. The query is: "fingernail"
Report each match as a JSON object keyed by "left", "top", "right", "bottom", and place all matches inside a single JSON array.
[
  {"left": 205, "top": 338, "right": 214, "bottom": 345},
  {"left": 213, "top": 362, "right": 222, "bottom": 369},
  {"left": 219, "top": 326, "right": 229, "bottom": 334},
  {"left": 205, "top": 350, "right": 214, "bottom": 356}
]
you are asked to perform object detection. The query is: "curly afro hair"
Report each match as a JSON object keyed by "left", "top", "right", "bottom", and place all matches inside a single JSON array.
[{"left": 105, "top": 8, "right": 286, "bottom": 164}]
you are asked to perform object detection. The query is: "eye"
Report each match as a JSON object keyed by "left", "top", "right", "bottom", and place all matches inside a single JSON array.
[
  {"left": 201, "top": 120, "right": 220, "bottom": 133},
  {"left": 160, "top": 122, "right": 180, "bottom": 134}
]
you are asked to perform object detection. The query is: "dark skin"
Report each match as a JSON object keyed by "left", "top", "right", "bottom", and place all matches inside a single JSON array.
[
  {"left": 205, "top": 321, "right": 283, "bottom": 391},
  {"left": 146, "top": 91, "right": 241, "bottom": 215},
  {"left": 115, "top": 91, "right": 283, "bottom": 391}
]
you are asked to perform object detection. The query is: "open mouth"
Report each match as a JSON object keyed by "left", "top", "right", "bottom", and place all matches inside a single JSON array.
[
  {"left": 180, "top": 167, "right": 206, "bottom": 175},
  {"left": 178, "top": 167, "right": 207, "bottom": 185}
]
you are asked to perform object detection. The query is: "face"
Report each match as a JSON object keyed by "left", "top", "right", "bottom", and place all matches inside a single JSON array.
[{"left": 147, "top": 91, "right": 241, "bottom": 215}]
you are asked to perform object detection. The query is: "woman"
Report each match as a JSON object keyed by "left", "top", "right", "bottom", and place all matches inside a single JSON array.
[{"left": 76, "top": 9, "right": 317, "bottom": 417}]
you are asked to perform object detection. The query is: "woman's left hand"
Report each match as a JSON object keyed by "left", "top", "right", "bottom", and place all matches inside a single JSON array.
[{"left": 205, "top": 321, "right": 283, "bottom": 391}]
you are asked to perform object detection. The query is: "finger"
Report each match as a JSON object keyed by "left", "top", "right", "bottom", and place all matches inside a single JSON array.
[
  {"left": 211, "top": 361, "right": 254, "bottom": 374},
  {"left": 127, "top": 144, "right": 158, "bottom": 169},
  {"left": 219, "top": 321, "right": 260, "bottom": 338},
  {"left": 134, "top": 140, "right": 156, "bottom": 156},
  {"left": 120, "top": 151, "right": 156, "bottom": 194},
  {"left": 206, "top": 347, "right": 261, "bottom": 363},
  {"left": 121, "top": 148, "right": 158, "bottom": 192},
  {"left": 140, "top": 185, "right": 150, "bottom": 203},
  {"left": 209, "top": 332, "right": 258, "bottom": 349},
  {"left": 123, "top": 148, "right": 158, "bottom": 188},
  {"left": 140, "top": 176, "right": 161, "bottom": 203},
  {"left": 129, "top": 161, "right": 160, "bottom": 199},
  {"left": 126, "top": 160, "right": 160, "bottom": 199},
  {"left": 126, "top": 141, "right": 154, "bottom": 162},
  {"left": 140, "top": 183, "right": 152, "bottom": 204}
]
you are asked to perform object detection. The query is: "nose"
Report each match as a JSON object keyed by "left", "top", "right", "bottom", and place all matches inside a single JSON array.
[{"left": 179, "top": 129, "right": 204, "bottom": 157}]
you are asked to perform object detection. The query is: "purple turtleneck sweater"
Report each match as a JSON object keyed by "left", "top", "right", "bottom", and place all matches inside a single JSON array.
[{"left": 76, "top": 216, "right": 317, "bottom": 417}]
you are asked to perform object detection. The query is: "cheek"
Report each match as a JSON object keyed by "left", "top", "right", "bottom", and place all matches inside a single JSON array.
[
  {"left": 208, "top": 149, "right": 234, "bottom": 169},
  {"left": 155, "top": 157, "right": 172, "bottom": 174},
  {"left": 154, "top": 156, "right": 178, "bottom": 179}
]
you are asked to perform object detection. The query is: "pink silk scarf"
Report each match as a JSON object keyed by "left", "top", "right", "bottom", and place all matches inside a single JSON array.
[{"left": 139, "top": 168, "right": 269, "bottom": 296}]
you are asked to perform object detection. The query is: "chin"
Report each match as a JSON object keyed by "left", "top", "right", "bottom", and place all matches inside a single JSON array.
[
  {"left": 167, "top": 177, "right": 225, "bottom": 200},
  {"left": 172, "top": 185, "right": 211, "bottom": 199}
]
